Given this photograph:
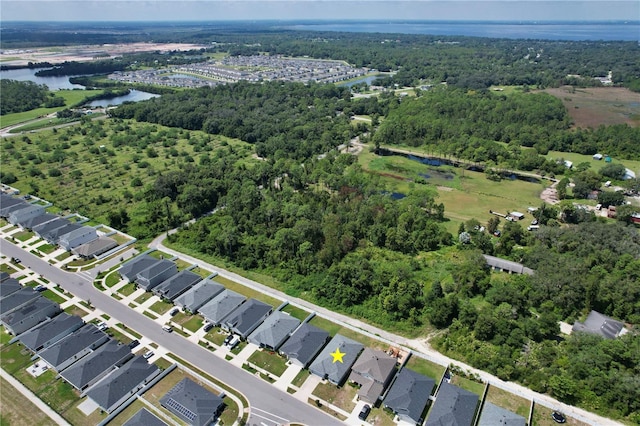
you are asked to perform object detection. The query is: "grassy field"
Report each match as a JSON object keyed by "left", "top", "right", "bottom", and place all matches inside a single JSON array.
[
  {"left": 281, "top": 303, "right": 312, "bottom": 321},
  {"left": 450, "top": 374, "right": 485, "bottom": 396},
  {"left": 405, "top": 356, "right": 446, "bottom": 382},
  {"left": 531, "top": 402, "right": 588, "bottom": 426},
  {"left": 308, "top": 315, "right": 388, "bottom": 351},
  {"left": 0, "top": 119, "right": 254, "bottom": 225},
  {"left": 544, "top": 150, "right": 640, "bottom": 175},
  {"left": 312, "top": 381, "right": 357, "bottom": 412},
  {"left": 247, "top": 349, "right": 289, "bottom": 377},
  {"left": 485, "top": 385, "right": 530, "bottom": 419},
  {"left": 0, "top": 376, "right": 53, "bottom": 426},
  {"left": 212, "top": 275, "right": 281, "bottom": 307},
  {"left": 0, "top": 89, "right": 104, "bottom": 128},
  {"left": 358, "top": 149, "right": 544, "bottom": 231}
]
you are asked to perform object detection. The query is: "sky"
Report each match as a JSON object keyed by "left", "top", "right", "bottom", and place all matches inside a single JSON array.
[{"left": 2, "top": 1, "right": 638, "bottom": 22}]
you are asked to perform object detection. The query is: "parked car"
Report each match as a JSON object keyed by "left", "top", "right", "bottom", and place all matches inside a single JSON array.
[
  {"left": 128, "top": 340, "right": 140, "bottom": 349},
  {"left": 169, "top": 307, "right": 179, "bottom": 316},
  {"left": 358, "top": 404, "right": 371, "bottom": 420},
  {"left": 143, "top": 350, "right": 154, "bottom": 360},
  {"left": 223, "top": 334, "right": 233, "bottom": 345},
  {"left": 11, "top": 257, "right": 21, "bottom": 264},
  {"left": 203, "top": 322, "right": 213, "bottom": 332},
  {"left": 34, "top": 284, "right": 47, "bottom": 292},
  {"left": 226, "top": 335, "right": 240, "bottom": 349},
  {"left": 96, "top": 321, "right": 108, "bottom": 331},
  {"left": 551, "top": 412, "right": 566, "bottom": 423},
  {"left": 493, "top": 230, "right": 501, "bottom": 237},
  {"left": 162, "top": 325, "right": 173, "bottom": 333}
]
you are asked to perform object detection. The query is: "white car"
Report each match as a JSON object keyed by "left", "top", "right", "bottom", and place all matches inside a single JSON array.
[
  {"left": 143, "top": 350, "right": 154, "bottom": 360},
  {"left": 96, "top": 321, "right": 108, "bottom": 331}
]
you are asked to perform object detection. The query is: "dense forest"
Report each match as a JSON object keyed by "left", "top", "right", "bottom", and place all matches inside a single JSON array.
[{"left": 0, "top": 80, "right": 64, "bottom": 114}]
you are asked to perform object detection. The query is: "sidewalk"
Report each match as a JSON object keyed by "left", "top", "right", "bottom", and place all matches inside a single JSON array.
[{"left": 0, "top": 367, "right": 72, "bottom": 426}]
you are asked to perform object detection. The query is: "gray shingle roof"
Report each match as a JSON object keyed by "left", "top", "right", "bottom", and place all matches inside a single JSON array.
[
  {"left": 122, "top": 408, "right": 168, "bottom": 426},
  {"left": 279, "top": 323, "right": 330, "bottom": 368},
  {"left": 32, "top": 217, "right": 68, "bottom": 236},
  {"left": 86, "top": 356, "right": 160, "bottom": 412},
  {"left": 160, "top": 378, "right": 224, "bottom": 426},
  {"left": 483, "top": 255, "right": 534, "bottom": 275},
  {"left": 197, "top": 289, "right": 246, "bottom": 325},
  {"left": 478, "top": 402, "right": 526, "bottom": 426},
  {"left": 1, "top": 297, "right": 60, "bottom": 335},
  {"left": 118, "top": 255, "right": 158, "bottom": 281},
  {"left": 222, "top": 299, "right": 272, "bottom": 338},
  {"left": 349, "top": 348, "right": 397, "bottom": 403},
  {"left": 174, "top": 279, "right": 224, "bottom": 313},
  {"left": 61, "top": 340, "right": 133, "bottom": 390},
  {"left": 0, "top": 278, "right": 22, "bottom": 298},
  {"left": 73, "top": 236, "right": 118, "bottom": 258},
  {"left": 384, "top": 368, "right": 435, "bottom": 423},
  {"left": 21, "top": 212, "right": 58, "bottom": 230},
  {"left": 426, "top": 382, "right": 479, "bottom": 426},
  {"left": 309, "top": 334, "right": 364, "bottom": 385},
  {"left": 572, "top": 310, "right": 624, "bottom": 339},
  {"left": 153, "top": 270, "right": 202, "bottom": 300},
  {"left": 0, "top": 287, "right": 40, "bottom": 315},
  {"left": 135, "top": 259, "right": 177, "bottom": 290},
  {"left": 19, "top": 312, "right": 84, "bottom": 352},
  {"left": 42, "top": 223, "right": 81, "bottom": 243},
  {"left": 248, "top": 311, "right": 301, "bottom": 350},
  {"left": 39, "top": 324, "right": 109, "bottom": 370}
]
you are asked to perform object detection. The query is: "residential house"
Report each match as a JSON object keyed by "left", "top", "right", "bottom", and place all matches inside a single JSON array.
[
  {"left": 198, "top": 289, "right": 246, "bottom": 326},
  {"left": 21, "top": 212, "right": 58, "bottom": 231},
  {"left": 8, "top": 204, "right": 44, "bottom": 225},
  {"left": 0, "top": 271, "right": 10, "bottom": 282},
  {"left": 248, "top": 311, "right": 301, "bottom": 351},
  {"left": 60, "top": 339, "right": 133, "bottom": 390},
  {"left": 279, "top": 323, "right": 330, "bottom": 368},
  {"left": 118, "top": 254, "right": 158, "bottom": 282},
  {"left": 72, "top": 236, "right": 118, "bottom": 258},
  {"left": 159, "top": 378, "right": 225, "bottom": 426},
  {"left": 221, "top": 299, "right": 272, "bottom": 339},
  {"left": 0, "top": 278, "right": 22, "bottom": 299},
  {"left": 85, "top": 356, "right": 160, "bottom": 413},
  {"left": 348, "top": 348, "right": 397, "bottom": 404},
  {"left": 572, "top": 310, "right": 625, "bottom": 339},
  {"left": 19, "top": 312, "right": 84, "bottom": 352},
  {"left": 383, "top": 368, "right": 435, "bottom": 424},
  {"left": 122, "top": 408, "right": 168, "bottom": 426},
  {"left": 483, "top": 255, "right": 534, "bottom": 275},
  {"left": 32, "top": 217, "right": 69, "bottom": 240},
  {"left": 135, "top": 259, "right": 177, "bottom": 291},
  {"left": 477, "top": 402, "right": 526, "bottom": 426},
  {"left": 38, "top": 324, "right": 110, "bottom": 371},
  {"left": 425, "top": 382, "right": 479, "bottom": 426},
  {"left": 174, "top": 279, "right": 224, "bottom": 313},
  {"left": 0, "top": 196, "right": 28, "bottom": 217},
  {"left": 152, "top": 270, "right": 201, "bottom": 301},
  {"left": 0, "top": 297, "right": 61, "bottom": 335},
  {"left": 41, "top": 223, "right": 81, "bottom": 245},
  {"left": 58, "top": 226, "right": 98, "bottom": 251},
  {"left": 0, "top": 287, "right": 41, "bottom": 316},
  {"left": 309, "top": 334, "right": 364, "bottom": 385}
]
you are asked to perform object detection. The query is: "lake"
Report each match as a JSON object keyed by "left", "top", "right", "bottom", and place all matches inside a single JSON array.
[
  {"left": 0, "top": 67, "right": 85, "bottom": 90},
  {"left": 87, "top": 90, "right": 159, "bottom": 107}
]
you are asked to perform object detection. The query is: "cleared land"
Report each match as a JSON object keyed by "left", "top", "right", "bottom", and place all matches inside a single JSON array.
[
  {"left": 0, "top": 375, "right": 53, "bottom": 426},
  {"left": 543, "top": 86, "right": 640, "bottom": 128}
]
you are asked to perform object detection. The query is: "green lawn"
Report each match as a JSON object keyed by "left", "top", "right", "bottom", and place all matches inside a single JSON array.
[
  {"left": 149, "top": 299, "right": 172, "bottom": 315},
  {"left": 13, "top": 230, "right": 34, "bottom": 242},
  {"left": 247, "top": 349, "right": 289, "bottom": 377},
  {"left": 485, "top": 385, "right": 531, "bottom": 419},
  {"left": 41, "top": 289, "right": 67, "bottom": 304},
  {"left": 311, "top": 381, "right": 357, "bottom": 413},
  {"left": 405, "top": 356, "right": 446, "bottom": 382},
  {"left": 281, "top": 304, "right": 311, "bottom": 321},
  {"left": 37, "top": 243, "right": 57, "bottom": 254},
  {"left": 450, "top": 374, "right": 485, "bottom": 396},
  {"left": 119, "top": 282, "right": 137, "bottom": 296},
  {"left": 212, "top": 275, "right": 281, "bottom": 307},
  {"left": 291, "top": 369, "right": 310, "bottom": 388},
  {"left": 308, "top": 315, "right": 388, "bottom": 350},
  {"left": 204, "top": 329, "right": 228, "bottom": 346},
  {"left": 105, "top": 272, "right": 122, "bottom": 288},
  {"left": 544, "top": 150, "right": 640, "bottom": 178}
]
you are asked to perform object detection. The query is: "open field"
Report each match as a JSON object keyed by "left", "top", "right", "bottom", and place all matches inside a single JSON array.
[
  {"left": 544, "top": 150, "right": 640, "bottom": 175},
  {"left": 0, "top": 119, "right": 254, "bottom": 225},
  {"left": 0, "top": 89, "right": 104, "bottom": 128},
  {"left": 543, "top": 86, "right": 640, "bottom": 128},
  {"left": 0, "top": 375, "right": 54, "bottom": 426},
  {"left": 485, "top": 384, "right": 530, "bottom": 418}
]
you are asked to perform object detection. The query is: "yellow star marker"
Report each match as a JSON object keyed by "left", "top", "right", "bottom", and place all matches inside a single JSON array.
[{"left": 331, "top": 347, "right": 345, "bottom": 363}]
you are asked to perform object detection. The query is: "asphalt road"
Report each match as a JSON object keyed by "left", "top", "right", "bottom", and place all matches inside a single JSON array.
[{"left": 0, "top": 242, "right": 342, "bottom": 426}]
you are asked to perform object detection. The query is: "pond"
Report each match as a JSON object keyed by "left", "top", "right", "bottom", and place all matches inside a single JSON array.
[
  {"left": 338, "top": 74, "right": 382, "bottom": 88},
  {"left": 0, "top": 67, "right": 85, "bottom": 90},
  {"left": 86, "top": 90, "right": 159, "bottom": 107}
]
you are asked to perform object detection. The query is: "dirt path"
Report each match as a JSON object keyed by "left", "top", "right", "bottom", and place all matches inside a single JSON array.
[{"left": 540, "top": 180, "right": 560, "bottom": 204}]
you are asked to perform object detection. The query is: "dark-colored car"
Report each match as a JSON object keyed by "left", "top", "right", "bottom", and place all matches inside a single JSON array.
[
  {"left": 223, "top": 334, "right": 233, "bottom": 345},
  {"left": 358, "top": 404, "right": 371, "bottom": 420},
  {"left": 128, "top": 339, "right": 140, "bottom": 349},
  {"left": 551, "top": 412, "right": 566, "bottom": 423}
]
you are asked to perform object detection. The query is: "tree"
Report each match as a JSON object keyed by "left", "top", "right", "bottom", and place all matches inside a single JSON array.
[
  {"left": 487, "top": 216, "right": 500, "bottom": 234},
  {"left": 599, "top": 163, "right": 626, "bottom": 180},
  {"left": 597, "top": 190, "right": 625, "bottom": 207}
]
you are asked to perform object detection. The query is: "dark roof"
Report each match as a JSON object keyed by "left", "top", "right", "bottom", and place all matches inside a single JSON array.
[
  {"left": 160, "top": 378, "right": 224, "bottom": 426},
  {"left": 309, "top": 334, "right": 364, "bottom": 384},
  {"left": 32, "top": 217, "right": 69, "bottom": 236},
  {"left": 122, "top": 408, "right": 168, "bottom": 426},
  {"left": 426, "top": 382, "right": 479, "bottom": 426},
  {"left": 248, "top": 311, "right": 301, "bottom": 350},
  {"left": 0, "top": 271, "right": 10, "bottom": 282},
  {"left": 222, "top": 299, "right": 272, "bottom": 337},
  {"left": 73, "top": 236, "right": 118, "bottom": 258},
  {"left": 19, "top": 312, "right": 84, "bottom": 352},
  {"left": 61, "top": 340, "right": 133, "bottom": 390},
  {"left": 0, "top": 287, "right": 40, "bottom": 315},
  {"left": 137, "top": 259, "right": 175, "bottom": 280},
  {"left": 39, "top": 323, "right": 109, "bottom": 369},
  {"left": 478, "top": 402, "right": 526, "bottom": 426},
  {"left": 1, "top": 297, "right": 60, "bottom": 334},
  {"left": 86, "top": 356, "right": 159, "bottom": 412},
  {"left": 41, "top": 223, "right": 81, "bottom": 242},
  {"left": 384, "top": 368, "right": 435, "bottom": 423},
  {"left": 279, "top": 323, "right": 330, "bottom": 367},
  {"left": 154, "top": 270, "right": 201, "bottom": 300},
  {"left": 9, "top": 204, "right": 44, "bottom": 221},
  {"left": 0, "top": 195, "right": 27, "bottom": 211},
  {"left": 572, "top": 310, "right": 624, "bottom": 339},
  {"left": 349, "top": 348, "right": 397, "bottom": 402},
  {"left": 0, "top": 278, "right": 22, "bottom": 298},
  {"left": 118, "top": 254, "right": 158, "bottom": 281},
  {"left": 197, "top": 289, "right": 246, "bottom": 325},
  {"left": 21, "top": 212, "right": 58, "bottom": 230},
  {"left": 174, "top": 279, "right": 224, "bottom": 312},
  {"left": 135, "top": 259, "right": 177, "bottom": 290}
]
